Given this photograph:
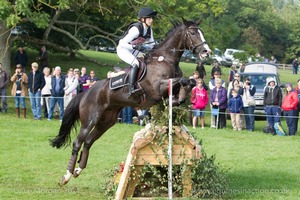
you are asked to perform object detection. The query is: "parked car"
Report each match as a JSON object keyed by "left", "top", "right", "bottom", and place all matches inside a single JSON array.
[
  {"left": 239, "top": 62, "right": 285, "bottom": 116},
  {"left": 180, "top": 50, "right": 197, "bottom": 63},
  {"left": 11, "top": 26, "right": 29, "bottom": 36},
  {"left": 211, "top": 48, "right": 232, "bottom": 67},
  {"left": 224, "top": 48, "right": 244, "bottom": 66}
]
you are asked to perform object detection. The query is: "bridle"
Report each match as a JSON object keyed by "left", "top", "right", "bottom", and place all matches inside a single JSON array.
[{"left": 185, "top": 26, "right": 206, "bottom": 54}]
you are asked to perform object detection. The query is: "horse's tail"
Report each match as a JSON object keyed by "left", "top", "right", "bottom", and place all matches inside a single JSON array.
[{"left": 49, "top": 92, "right": 85, "bottom": 149}]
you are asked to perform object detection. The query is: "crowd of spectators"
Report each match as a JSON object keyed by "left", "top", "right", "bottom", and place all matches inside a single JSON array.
[
  {"left": 0, "top": 46, "right": 100, "bottom": 121},
  {"left": 189, "top": 61, "right": 299, "bottom": 136}
]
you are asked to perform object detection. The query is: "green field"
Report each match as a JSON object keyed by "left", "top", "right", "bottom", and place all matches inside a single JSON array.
[{"left": 1, "top": 50, "right": 300, "bottom": 199}]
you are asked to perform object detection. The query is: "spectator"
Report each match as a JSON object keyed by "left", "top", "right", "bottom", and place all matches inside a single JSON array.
[
  {"left": 36, "top": 46, "right": 49, "bottom": 72},
  {"left": 189, "top": 71, "right": 208, "bottom": 90},
  {"left": 210, "top": 78, "right": 227, "bottom": 129},
  {"left": 48, "top": 66, "right": 65, "bottom": 121},
  {"left": 190, "top": 79, "right": 209, "bottom": 129},
  {"left": 11, "top": 64, "right": 28, "bottom": 118},
  {"left": 211, "top": 62, "right": 222, "bottom": 78},
  {"left": 0, "top": 63, "right": 9, "bottom": 113},
  {"left": 195, "top": 60, "right": 206, "bottom": 79},
  {"left": 270, "top": 56, "right": 278, "bottom": 64},
  {"left": 41, "top": 67, "right": 52, "bottom": 118},
  {"left": 228, "top": 66, "right": 236, "bottom": 83},
  {"left": 238, "top": 62, "right": 245, "bottom": 73},
  {"left": 228, "top": 79, "right": 243, "bottom": 98},
  {"left": 292, "top": 58, "right": 299, "bottom": 74},
  {"left": 27, "top": 62, "right": 45, "bottom": 120},
  {"left": 74, "top": 68, "right": 82, "bottom": 93},
  {"left": 209, "top": 71, "right": 225, "bottom": 90},
  {"left": 282, "top": 83, "right": 298, "bottom": 136},
  {"left": 64, "top": 69, "right": 78, "bottom": 109},
  {"left": 88, "top": 70, "right": 99, "bottom": 88},
  {"left": 228, "top": 89, "right": 243, "bottom": 131},
  {"left": 122, "top": 106, "right": 133, "bottom": 124},
  {"left": 227, "top": 73, "right": 243, "bottom": 98},
  {"left": 79, "top": 67, "right": 89, "bottom": 92},
  {"left": 14, "top": 47, "right": 28, "bottom": 72},
  {"left": 241, "top": 77, "right": 256, "bottom": 131},
  {"left": 293, "top": 79, "right": 300, "bottom": 131},
  {"left": 263, "top": 77, "right": 282, "bottom": 134}
]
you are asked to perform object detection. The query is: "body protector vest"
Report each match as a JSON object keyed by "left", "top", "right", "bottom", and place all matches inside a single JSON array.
[{"left": 121, "top": 22, "right": 152, "bottom": 45}]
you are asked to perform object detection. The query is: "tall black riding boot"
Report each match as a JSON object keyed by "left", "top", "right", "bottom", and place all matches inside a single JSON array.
[{"left": 128, "top": 64, "right": 139, "bottom": 97}]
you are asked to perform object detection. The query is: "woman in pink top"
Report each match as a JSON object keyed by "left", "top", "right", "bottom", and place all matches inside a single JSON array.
[{"left": 190, "top": 79, "right": 209, "bottom": 129}]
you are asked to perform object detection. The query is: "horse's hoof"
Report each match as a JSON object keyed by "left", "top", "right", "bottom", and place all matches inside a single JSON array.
[{"left": 60, "top": 176, "right": 69, "bottom": 186}]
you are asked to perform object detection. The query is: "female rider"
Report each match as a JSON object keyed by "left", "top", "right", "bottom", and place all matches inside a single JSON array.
[{"left": 117, "top": 7, "right": 157, "bottom": 97}]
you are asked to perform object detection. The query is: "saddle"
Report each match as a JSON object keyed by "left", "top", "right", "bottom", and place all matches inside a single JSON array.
[{"left": 109, "top": 60, "right": 147, "bottom": 90}]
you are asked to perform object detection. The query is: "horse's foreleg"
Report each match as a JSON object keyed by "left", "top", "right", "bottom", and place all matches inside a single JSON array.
[{"left": 160, "top": 77, "right": 188, "bottom": 106}]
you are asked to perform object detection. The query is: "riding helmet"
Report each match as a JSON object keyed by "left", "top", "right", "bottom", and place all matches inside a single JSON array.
[{"left": 138, "top": 7, "right": 157, "bottom": 19}]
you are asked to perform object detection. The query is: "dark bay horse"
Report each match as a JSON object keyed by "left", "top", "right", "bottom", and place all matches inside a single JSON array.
[{"left": 50, "top": 18, "right": 211, "bottom": 185}]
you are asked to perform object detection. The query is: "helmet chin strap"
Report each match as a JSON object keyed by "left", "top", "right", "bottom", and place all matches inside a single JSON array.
[{"left": 142, "top": 18, "right": 150, "bottom": 27}]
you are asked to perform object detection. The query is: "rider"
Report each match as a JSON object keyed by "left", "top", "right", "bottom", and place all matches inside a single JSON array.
[{"left": 117, "top": 7, "right": 157, "bottom": 97}]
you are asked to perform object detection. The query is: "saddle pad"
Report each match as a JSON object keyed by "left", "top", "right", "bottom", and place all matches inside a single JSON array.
[{"left": 109, "top": 74, "right": 128, "bottom": 90}]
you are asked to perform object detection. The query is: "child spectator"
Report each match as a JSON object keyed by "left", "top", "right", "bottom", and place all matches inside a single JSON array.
[
  {"left": 282, "top": 83, "right": 298, "bottom": 136},
  {"left": 228, "top": 89, "right": 243, "bottom": 131},
  {"left": 190, "top": 79, "right": 209, "bottom": 129},
  {"left": 189, "top": 71, "right": 208, "bottom": 90}
]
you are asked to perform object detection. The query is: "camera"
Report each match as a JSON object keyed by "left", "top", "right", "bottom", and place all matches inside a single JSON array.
[{"left": 246, "top": 82, "right": 251, "bottom": 85}]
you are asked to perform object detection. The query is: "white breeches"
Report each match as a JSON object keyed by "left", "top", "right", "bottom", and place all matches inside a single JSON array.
[{"left": 117, "top": 47, "right": 140, "bottom": 66}]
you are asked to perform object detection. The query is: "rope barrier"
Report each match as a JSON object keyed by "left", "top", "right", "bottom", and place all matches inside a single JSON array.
[{"left": 0, "top": 95, "right": 299, "bottom": 119}]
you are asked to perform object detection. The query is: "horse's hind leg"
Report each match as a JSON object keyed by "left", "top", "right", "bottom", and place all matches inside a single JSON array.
[
  {"left": 73, "top": 111, "right": 118, "bottom": 178},
  {"left": 61, "top": 126, "right": 91, "bottom": 185}
]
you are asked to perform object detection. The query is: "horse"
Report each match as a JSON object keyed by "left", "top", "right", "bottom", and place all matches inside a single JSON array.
[{"left": 50, "top": 18, "right": 211, "bottom": 185}]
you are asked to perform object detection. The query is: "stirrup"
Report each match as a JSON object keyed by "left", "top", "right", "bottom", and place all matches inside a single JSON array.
[{"left": 127, "top": 87, "right": 142, "bottom": 98}]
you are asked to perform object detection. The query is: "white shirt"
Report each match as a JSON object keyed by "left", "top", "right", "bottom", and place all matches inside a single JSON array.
[{"left": 42, "top": 75, "right": 52, "bottom": 95}]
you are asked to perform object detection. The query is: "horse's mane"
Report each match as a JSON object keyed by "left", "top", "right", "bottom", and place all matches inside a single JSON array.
[{"left": 153, "top": 19, "right": 196, "bottom": 51}]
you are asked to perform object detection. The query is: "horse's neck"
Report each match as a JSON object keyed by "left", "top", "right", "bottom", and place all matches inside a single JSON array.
[{"left": 153, "top": 27, "right": 186, "bottom": 60}]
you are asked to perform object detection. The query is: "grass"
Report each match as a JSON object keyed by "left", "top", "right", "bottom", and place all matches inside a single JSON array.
[{"left": 1, "top": 49, "right": 300, "bottom": 199}]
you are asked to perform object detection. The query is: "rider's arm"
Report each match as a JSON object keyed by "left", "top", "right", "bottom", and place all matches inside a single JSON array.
[
  {"left": 118, "top": 27, "right": 140, "bottom": 50},
  {"left": 147, "top": 28, "right": 155, "bottom": 49}
]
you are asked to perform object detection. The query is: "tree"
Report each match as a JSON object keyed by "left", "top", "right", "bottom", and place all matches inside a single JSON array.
[{"left": 0, "top": 0, "right": 223, "bottom": 74}]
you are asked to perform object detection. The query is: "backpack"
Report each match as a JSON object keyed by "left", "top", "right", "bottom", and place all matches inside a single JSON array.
[{"left": 274, "top": 122, "right": 286, "bottom": 136}]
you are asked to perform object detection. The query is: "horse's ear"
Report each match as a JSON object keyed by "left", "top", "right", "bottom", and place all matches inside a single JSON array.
[
  {"left": 196, "top": 18, "right": 202, "bottom": 26},
  {"left": 182, "top": 17, "right": 188, "bottom": 26}
]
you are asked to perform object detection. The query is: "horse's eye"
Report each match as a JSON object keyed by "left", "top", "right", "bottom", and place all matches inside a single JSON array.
[{"left": 190, "top": 31, "right": 196, "bottom": 35}]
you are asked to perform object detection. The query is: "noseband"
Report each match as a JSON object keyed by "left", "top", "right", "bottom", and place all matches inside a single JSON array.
[{"left": 186, "top": 27, "right": 206, "bottom": 53}]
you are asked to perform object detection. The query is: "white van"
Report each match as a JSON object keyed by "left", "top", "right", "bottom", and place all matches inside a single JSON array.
[
  {"left": 224, "top": 48, "right": 244, "bottom": 66},
  {"left": 239, "top": 62, "right": 285, "bottom": 115}
]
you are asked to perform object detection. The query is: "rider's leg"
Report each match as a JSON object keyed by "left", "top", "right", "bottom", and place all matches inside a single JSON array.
[{"left": 128, "top": 63, "right": 139, "bottom": 95}]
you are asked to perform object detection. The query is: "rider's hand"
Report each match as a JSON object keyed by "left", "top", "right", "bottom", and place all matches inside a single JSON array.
[{"left": 132, "top": 44, "right": 141, "bottom": 51}]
